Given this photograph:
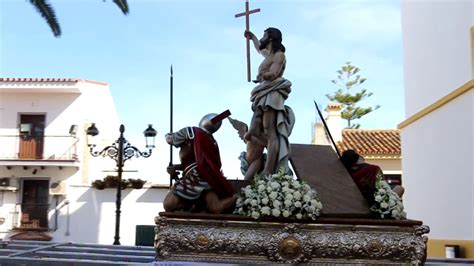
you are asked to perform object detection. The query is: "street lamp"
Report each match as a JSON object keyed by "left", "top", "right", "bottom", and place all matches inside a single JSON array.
[{"left": 86, "top": 123, "right": 157, "bottom": 245}]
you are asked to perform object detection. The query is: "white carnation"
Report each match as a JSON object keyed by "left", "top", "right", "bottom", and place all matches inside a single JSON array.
[
  {"left": 272, "top": 209, "right": 281, "bottom": 217},
  {"left": 261, "top": 206, "right": 271, "bottom": 215},
  {"left": 271, "top": 182, "right": 281, "bottom": 190},
  {"left": 380, "top": 202, "right": 389, "bottom": 209},
  {"left": 282, "top": 210, "right": 290, "bottom": 218},
  {"left": 269, "top": 191, "right": 278, "bottom": 200},
  {"left": 282, "top": 181, "right": 289, "bottom": 187},
  {"left": 296, "top": 213, "right": 303, "bottom": 219},
  {"left": 291, "top": 181, "right": 301, "bottom": 189},
  {"left": 251, "top": 211, "right": 260, "bottom": 219},
  {"left": 284, "top": 199, "right": 292, "bottom": 207},
  {"left": 392, "top": 209, "right": 399, "bottom": 217},
  {"left": 375, "top": 195, "right": 383, "bottom": 202},
  {"left": 294, "top": 201, "right": 302, "bottom": 208},
  {"left": 389, "top": 199, "right": 396, "bottom": 207},
  {"left": 316, "top": 202, "right": 323, "bottom": 209},
  {"left": 285, "top": 194, "right": 294, "bottom": 201},
  {"left": 261, "top": 197, "right": 269, "bottom": 205},
  {"left": 293, "top": 191, "right": 302, "bottom": 200},
  {"left": 273, "top": 200, "right": 282, "bottom": 208},
  {"left": 303, "top": 195, "right": 311, "bottom": 203},
  {"left": 244, "top": 187, "right": 253, "bottom": 197},
  {"left": 250, "top": 199, "right": 258, "bottom": 206},
  {"left": 257, "top": 184, "right": 266, "bottom": 193}
]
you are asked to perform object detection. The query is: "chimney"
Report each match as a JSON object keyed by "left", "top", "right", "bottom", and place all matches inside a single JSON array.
[
  {"left": 312, "top": 122, "right": 330, "bottom": 145},
  {"left": 325, "top": 103, "right": 343, "bottom": 143}
]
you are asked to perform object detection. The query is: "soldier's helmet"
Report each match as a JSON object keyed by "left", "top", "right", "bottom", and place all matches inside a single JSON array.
[{"left": 199, "top": 113, "right": 222, "bottom": 134}]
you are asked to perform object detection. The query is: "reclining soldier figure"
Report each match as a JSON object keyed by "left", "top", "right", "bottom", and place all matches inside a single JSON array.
[{"left": 163, "top": 112, "right": 236, "bottom": 214}]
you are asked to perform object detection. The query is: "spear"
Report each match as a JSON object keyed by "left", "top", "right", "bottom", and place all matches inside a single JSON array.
[
  {"left": 169, "top": 65, "right": 174, "bottom": 188},
  {"left": 313, "top": 100, "right": 342, "bottom": 158}
]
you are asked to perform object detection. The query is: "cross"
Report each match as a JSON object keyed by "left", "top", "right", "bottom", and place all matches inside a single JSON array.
[{"left": 235, "top": 0, "right": 260, "bottom": 82}]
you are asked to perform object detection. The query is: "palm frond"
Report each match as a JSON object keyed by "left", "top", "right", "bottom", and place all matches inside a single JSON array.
[
  {"left": 112, "top": 0, "right": 129, "bottom": 15},
  {"left": 29, "top": 0, "right": 61, "bottom": 37}
]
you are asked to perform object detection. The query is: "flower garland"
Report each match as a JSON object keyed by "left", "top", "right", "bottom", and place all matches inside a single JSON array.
[
  {"left": 234, "top": 170, "right": 322, "bottom": 220},
  {"left": 370, "top": 174, "right": 406, "bottom": 220}
]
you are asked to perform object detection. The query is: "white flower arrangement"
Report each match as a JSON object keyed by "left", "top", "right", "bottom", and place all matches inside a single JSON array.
[
  {"left": 234, "top": 169, "right": 322, "bottom": 220},
  {"left": 370, "top": 175, "right": 406, "bottom": 220}
]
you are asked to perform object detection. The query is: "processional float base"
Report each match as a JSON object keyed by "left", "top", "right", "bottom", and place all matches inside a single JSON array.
[{"left": 155, "top": 212, "right": 429, "bottom": 264}]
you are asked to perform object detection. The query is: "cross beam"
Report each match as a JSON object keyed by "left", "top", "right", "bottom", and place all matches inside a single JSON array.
[{"left": 235, "top": 0, "right": 260, "bottom": 82}]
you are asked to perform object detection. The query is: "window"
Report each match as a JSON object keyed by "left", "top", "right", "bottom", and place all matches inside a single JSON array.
[
  {"left": 18, "top": 114, "right": 45, "bottom": 159},
  {"left": 20, "top": 180, "right": 49, "bottom": 229}
]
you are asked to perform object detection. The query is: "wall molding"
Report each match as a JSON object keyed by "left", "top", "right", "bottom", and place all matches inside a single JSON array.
[{"left": 398, "top": 80, "right": 473, "bottom": 129}]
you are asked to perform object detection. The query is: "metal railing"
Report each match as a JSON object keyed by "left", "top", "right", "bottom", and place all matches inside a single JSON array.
[{"left": 0, "top": 135, "right": 78, "bottom": 161}]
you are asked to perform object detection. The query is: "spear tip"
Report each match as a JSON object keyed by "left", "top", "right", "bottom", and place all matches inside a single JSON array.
[{"left": 170, "top": 65, "right": 173, "bottom": 76}]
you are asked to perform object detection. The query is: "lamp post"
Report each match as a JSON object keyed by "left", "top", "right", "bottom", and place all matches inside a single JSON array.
[{"left": 86, "top": 123, "right": 157, "bottom": 245}]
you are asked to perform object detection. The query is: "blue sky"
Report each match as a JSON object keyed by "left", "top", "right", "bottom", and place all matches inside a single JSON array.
[{"left": 0, "top": 0, "right": 404, "bottom": 182}]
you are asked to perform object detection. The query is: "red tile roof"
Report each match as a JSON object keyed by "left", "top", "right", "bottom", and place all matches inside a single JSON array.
[
  {"left": 336, "top": 129, "right": 401, "bottom": 157},
  {"left": 0, "top": 78, "right": 78, "bottom": 82},
  {"left": 0, "top": 78, "right": 108, "bottom": 85}
]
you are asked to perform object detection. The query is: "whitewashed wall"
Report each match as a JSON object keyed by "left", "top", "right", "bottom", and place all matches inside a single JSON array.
[
  {"left": 401, "top": 91, "right": 473, "bottom": 239},
  {"left": 401, "top": 0, "right": 474, "bottom": 240},
  {"left": 50, "top": 186, "right": 167, "bottom": 245},
  {"left": 401, "top": 0, "right": 473, "bottom": 116}
]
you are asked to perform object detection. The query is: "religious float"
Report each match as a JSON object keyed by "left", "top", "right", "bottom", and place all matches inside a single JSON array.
[
  {"left": 155, "top": 144, "right": 429, "bottom": 264},
  {"left": 155, "top": 1, "right": 429, "bottom": 263}
]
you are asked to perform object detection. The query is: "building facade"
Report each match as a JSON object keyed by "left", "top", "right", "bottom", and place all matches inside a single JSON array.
[
  {"left": 399, "top": 0, "right": 474, "bottom": 258},
  {"left": 0, "top": 78, "right": 166, "bottom": 245}
]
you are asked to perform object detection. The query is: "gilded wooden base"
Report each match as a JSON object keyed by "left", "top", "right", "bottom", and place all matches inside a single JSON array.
[{"left": 155, "top": 212, "right": 429, "bottom": 264}]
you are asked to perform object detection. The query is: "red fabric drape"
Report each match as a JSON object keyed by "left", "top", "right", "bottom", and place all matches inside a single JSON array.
[
  {"left": 192, "top": 127, "right": 234, "bottom": 198},
  {"left": 349, "top": 163, "right": 382, "bottom": 203}
]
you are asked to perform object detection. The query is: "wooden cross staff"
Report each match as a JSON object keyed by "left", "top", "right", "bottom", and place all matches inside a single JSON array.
[{"left": 235, "top": 0, "right": 260, "bottom": 82}]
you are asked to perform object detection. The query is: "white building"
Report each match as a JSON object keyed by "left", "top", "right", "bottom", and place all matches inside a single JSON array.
[
  {"left": 399, "top": 0, "right": 474, "bottom": 258},
  {"left": 0, "top": 78, "right": 166, "bottom": 245}
]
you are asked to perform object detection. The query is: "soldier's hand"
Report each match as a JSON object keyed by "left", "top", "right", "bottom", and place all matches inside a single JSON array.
[{"left": 167, "top": 165, "right": 177, "bottom": 175}]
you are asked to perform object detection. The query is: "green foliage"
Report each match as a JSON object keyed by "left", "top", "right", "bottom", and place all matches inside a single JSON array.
[
  {"left": 326, "top": 62, "right": 380, "bottom": 128},
  {"left": 91, "top": 176, "right": 146, "bottom": 190},
  {"left": 29, "top": 0, "right": 129, "bottom": 38},
  {"left": 29, "top": 0, "right": 61, "bottom": 37}
]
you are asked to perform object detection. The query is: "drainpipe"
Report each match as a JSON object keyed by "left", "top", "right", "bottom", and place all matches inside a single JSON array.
[
  {"left": 53, "top": 195, "right": 59, "bottom": 231},
  {"left": 65, "top": 199, "right": 70, "bottom": 236}
]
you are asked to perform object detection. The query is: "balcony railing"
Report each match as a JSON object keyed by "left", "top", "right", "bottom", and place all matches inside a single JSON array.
[{"left": 0, "top": 134, "right": 79, "bottom": 161}]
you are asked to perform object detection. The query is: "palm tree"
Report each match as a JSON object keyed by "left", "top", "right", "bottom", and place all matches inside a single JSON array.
[{"left": 28, "top": 0, "right": 129, "bottom": 38}]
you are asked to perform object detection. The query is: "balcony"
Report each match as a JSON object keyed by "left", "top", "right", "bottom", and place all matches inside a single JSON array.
[{"left": 0, "top": 134, "right": 79, "bottom": 167}]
